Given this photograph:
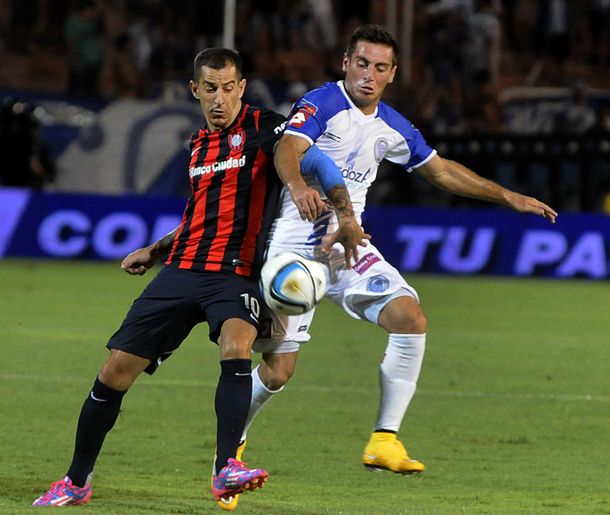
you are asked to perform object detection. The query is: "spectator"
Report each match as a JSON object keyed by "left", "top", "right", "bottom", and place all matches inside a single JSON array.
[
  {"left": 562, "top": 82, "right": 596, "bottom": 134},
  {"left": 64, "top": 0, "right": 102, "bottom": 98},
  {"left": 0, "top": 98, "right": 56, "bottom": 188},
  {"left": 526, "top": 0, "right": 572, "bottom": 86}
]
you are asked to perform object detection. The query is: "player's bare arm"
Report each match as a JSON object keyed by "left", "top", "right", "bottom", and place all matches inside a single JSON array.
[
  {"left": 276, "top": 134, "right": 370, "bottom": 266},
  {"left": 417, "top": 155, "right": 558, "bottom": 223},
  {"left": 322, "top": 184, "right": 371, "bottom": 267},
  {"left": 275, "top": 134, "right": 327, "bottom": 221},
  {"left": 121, "top": 228, "right": 178, "bottom": 275}
]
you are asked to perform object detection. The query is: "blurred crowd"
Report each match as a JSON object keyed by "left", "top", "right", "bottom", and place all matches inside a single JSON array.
[
  {"left": 0, "top": 97, "right": 55, "bottom": 188},
  {"left": 0, "top": 0, "right": 609, "bottom": 206},
  {"left": 0, "top": 0, "right": 608, "bottom": 128}
]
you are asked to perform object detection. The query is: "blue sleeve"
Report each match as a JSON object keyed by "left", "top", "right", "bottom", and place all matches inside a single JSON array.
[{"left": 300, "top": 144, "right": 345, "bottom": 193}]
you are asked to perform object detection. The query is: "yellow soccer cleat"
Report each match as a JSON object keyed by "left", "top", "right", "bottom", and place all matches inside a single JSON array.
[
  {"left": 362, "top": 432, "right": 425, "bottom": 474},
  {"left": 211, "top": 440, "right": 248, "bottom": 511}
]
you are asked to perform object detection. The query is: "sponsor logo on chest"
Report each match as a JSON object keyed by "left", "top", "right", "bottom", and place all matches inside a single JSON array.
[{"left": 189, "top": 155, "right": 246, "bottom": 178}]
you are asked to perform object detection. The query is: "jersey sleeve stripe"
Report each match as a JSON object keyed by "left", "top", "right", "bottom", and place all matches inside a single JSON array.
[
  {"left": 408, "top": 149, "right": 437, "bottom": 170},
  {"left": 283, "top": 129, "right": 314, "bottom": 146}
]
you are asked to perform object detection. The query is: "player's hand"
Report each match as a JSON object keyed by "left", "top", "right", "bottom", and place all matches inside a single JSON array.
[
  {"left": 322, "top": 217, "right": 371, "bottom": 268},
  {"left": 506, "top": 191, "right": 558, "bottom": 223},
  {"left": 121, "top": 247, "right": 158, "bottom": 275},
  {"left": 290, "top": 184, "right": 328, "bottom": 222}
]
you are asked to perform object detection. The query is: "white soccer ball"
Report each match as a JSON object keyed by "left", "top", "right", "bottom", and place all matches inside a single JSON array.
[{"left": 260, "top": 251, "right": 327, "bottom": 315}]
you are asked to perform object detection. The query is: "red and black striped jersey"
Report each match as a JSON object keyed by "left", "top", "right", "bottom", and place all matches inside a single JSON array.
[{"left": 165, "top": 104, "right": 286, "bottom": 277}]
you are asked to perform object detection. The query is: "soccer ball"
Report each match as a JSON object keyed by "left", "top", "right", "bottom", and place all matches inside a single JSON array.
[{"left": 260, "top": 252, "right": 327, "bottom": 315}]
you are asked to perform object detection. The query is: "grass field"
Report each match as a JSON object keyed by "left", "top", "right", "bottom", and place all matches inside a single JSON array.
[{"left": 0, "top": 259, "right": 609, "bottom": 514}]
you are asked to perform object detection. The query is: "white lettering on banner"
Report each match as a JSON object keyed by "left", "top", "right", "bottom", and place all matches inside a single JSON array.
[
  {"left": 515, "top": 230, "right": 567, "bottom": 274},
  {"left": 93, "top": 213, "right": 147, "bottom": 259},
  {"left": 37, "top": 210, "right": 173, "bottom": 259},
  {"left": 189, "top": 155, "right": 246, "bottom": 178},
  {"left": 515, "top": 230, "right": 608, "bottom": 278},
  {"left": 439, "top": 227, "right": 496, "bottom": 273},
  {"left": 396, "top": 226, "right": 444, "bottom": 270},
  {"left": 396, "top": 225, "right": 496, "bottom": 273},
  {"left": 38, "top": 211, "right": 91, "bottom": 256},
  {"left": 150, "top": 215, "right": 182, "bottom": 245},
  {"left": 556, "top": 233, "right": 606, "bottom": 278}
]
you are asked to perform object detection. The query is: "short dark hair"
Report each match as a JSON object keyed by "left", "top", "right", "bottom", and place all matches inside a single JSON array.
[
  {"left": 193, "top": 48, "right": 243, "bottom": 81},
  {"left": 346, "top": 25, "right": 398, "bottom": 65}
]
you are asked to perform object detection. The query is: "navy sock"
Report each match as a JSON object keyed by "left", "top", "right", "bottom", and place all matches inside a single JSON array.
[
  {"left": 67, "top": 377, "right": 126, "bottom": 487},
  {"left": 214, "top": 359, "right": 252, "bottom": 475}
]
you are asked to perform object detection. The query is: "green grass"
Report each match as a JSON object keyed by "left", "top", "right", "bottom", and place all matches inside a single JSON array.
[{"left": 0, "top": 259, "right": 609, "bottom": 514}]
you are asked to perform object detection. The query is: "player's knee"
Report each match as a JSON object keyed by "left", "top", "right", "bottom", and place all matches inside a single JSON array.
[
  {"left": 99, "top": 350, "right": 148, "bottom": 390},
  {"left": 265, "top": 366, "right": 293, "bottom": 390},
  {"left": 380, "top": 298, "right": 427, "bottom": 334},
  {"left": 408, "top": 309, "right": 427, "bottom": 334},
  {"left": 259, "top": 355, "right": 296, "bottom": 390}
]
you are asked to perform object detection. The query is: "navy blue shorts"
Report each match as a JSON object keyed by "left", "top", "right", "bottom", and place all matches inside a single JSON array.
[{"left": 106, "top": 266, "right": 262, "bottom": 372}]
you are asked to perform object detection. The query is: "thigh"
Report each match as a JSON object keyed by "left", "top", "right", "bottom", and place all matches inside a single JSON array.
[
  {"left": 252, "top": 306, "right": 316, "bottom": 354},
  {"left": 107, "top": 266, "right": 202, "bottom": 362},
  {"left": 201, "top": 272, "right": 263, "bottom": 344},
  {"left": 326, "top": 243, "right": 420, "bottom": 324}
]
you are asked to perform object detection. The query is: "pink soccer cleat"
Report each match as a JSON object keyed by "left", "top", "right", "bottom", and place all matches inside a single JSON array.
[
  {"left": 32, "top": 476, "right": 92, "bottom": 507},
  {"left": 211, "top": 458, "right": 268, "bottom": 502}
]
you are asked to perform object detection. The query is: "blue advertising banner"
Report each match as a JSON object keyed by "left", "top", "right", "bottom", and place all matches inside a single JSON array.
[
  {"left": 2, "top": 188, "right": 609, "bottom": 279},
  {"left": 362, "top": 206, "right": 610, "bottom": 279},
  {"left": 0, "top": 188, "right": 183, "bottom": 260}
]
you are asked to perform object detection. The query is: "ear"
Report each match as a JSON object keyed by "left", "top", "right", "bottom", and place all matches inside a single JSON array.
[
  {"left": 388, "top": 65, "right": 397, "bottom": 84},
  {"left": 190, "top": 80, "right": 199, "bottom": 99},
  {"left": 342, "top": 53, "right": 349, "bottom": 72},
  {"left": 237, "top": 78, "right": 247, "bottom": 99}
]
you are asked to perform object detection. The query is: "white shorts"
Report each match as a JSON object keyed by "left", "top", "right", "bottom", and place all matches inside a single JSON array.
[{"left": 252, "top": 242, "right": 419, "bottom": 355}]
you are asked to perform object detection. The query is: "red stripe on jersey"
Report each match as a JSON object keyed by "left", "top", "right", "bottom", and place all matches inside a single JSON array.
[
  {"left": 203, "top": 161, "right": 240, "bottom": 272},
  {"left": 235, "top": 147, "right": 269, "bottom": 276},
  {"left": 165, "top": 213, "right": 187, "bottom": 264},
  {"left": 178, "top": 132, "right": 221, "bottom": 268},
  {"left": 203, "top": 108, "right": 249, "bottom": 272},
  {"left": 165, "top": 136, "right": 205, "bottom": 265},
  {"left": 253, "top": 109, "right": 260, "bottom": 131},
  {"left": 177, "top": 190, "right": 208, "bottom": 269}
]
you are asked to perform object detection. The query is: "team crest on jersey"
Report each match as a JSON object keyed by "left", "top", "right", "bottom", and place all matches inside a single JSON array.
[
  {"left": 374, "top": 138, "right": 389, "bottom": 162},
  {"left": 229, "top": 128, "right": 246, "bottom": 152},
  {"left": 288, "top": 100, "right": 318, "bottom": 128}
]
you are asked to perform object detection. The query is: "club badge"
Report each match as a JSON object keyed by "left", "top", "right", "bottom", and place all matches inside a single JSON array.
[{"left": 229, "top": 128, "right": 245, "bottom": 152}]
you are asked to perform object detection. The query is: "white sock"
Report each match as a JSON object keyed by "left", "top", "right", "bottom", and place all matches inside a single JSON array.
[
  {"left": 374, "top": 333, "right": 426, "bottom": 432},
  {"left": 241, "top": 365, "right": 284, "bottom": 441}
]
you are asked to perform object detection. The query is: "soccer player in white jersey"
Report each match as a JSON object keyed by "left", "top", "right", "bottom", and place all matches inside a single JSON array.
[{"left": 221, "top": 25, "right": 557, "bottom": 509}]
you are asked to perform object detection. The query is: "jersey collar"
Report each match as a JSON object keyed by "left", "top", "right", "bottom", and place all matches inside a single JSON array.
[
  {"left": 202, "top": 103, "right": 248, "bottom": 134},
  {"left": 337, "top": 81, "right": 378, "bottom": 118}
]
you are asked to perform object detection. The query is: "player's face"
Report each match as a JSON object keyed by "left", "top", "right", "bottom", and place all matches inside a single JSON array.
[
  {"left": 342, "top": 41, "right": 396, "bottom": 114},
  {"left": 190, "top": 64, "right": 246, "bottom": 131}
]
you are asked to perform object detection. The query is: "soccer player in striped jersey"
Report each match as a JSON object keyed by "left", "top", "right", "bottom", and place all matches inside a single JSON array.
[
  {"left": 33, "top": 47, "right": 364, "bottom": 510},
  {"left": 236, "top": 24, "right": 558, "bottom": 491}
]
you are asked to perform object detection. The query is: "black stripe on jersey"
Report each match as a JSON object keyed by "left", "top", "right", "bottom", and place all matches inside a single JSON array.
[
  {"left": 252, "top": 163, "right": 282, "bottom": 275},
  {"left": 218, "top": 110, "right": 259, "bottom": 273},
  {"left": 169, "top": 130, "right": 208, "bottom": 264},
  {"left": 191, "top": 131, "right": 232, "bottom": 265}
]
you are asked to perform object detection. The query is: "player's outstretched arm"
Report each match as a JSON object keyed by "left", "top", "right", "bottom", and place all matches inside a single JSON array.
[
  {"left": 121, "top": 228, "right": 178, "bottom": 275},
  {"left": 417, "top": 155, "right": 557, "bottom": 223}
]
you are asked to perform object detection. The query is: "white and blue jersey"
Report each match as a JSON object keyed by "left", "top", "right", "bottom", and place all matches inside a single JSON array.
[
  {"left": 270, "top": 80, "right": 436, "bottom": 250},
  {"left": 256, "top": 81, "right": 433, "bottom": 351}
]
